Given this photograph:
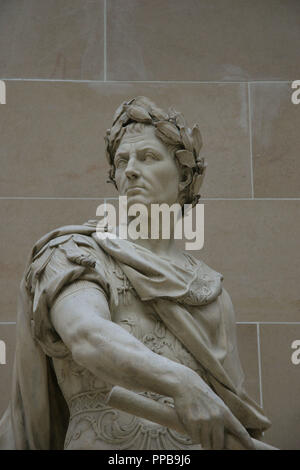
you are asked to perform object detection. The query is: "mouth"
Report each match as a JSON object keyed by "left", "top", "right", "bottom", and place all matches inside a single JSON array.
[{"left": 126, "top": 186, "right": 145, "bottom": 194}]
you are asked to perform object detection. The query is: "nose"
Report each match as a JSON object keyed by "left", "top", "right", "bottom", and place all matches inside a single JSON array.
[{"left": 125, "top": 156, "right": 141, "bottom": 180}]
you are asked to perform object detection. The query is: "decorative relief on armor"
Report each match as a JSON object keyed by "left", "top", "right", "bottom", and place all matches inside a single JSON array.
[
  {"left": 67, "top": 390, "right": 109, "bottom": 419},
  {"left": 115, "top": 302, "right": 206, "bottom": 377},
  {"left": 54, "top": 355, "right": 109, "bottom": 392},
  {"left": 108, "top": 259, "right": 138, "bottom": 306},
  {"left": 118, "top": 318, "right": 137, "bottom": 336},
  {"left": 64, "top": 390, "right": 193, "bottom": 450}
]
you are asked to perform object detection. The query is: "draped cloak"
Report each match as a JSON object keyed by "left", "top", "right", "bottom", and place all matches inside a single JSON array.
[{"left": 0, "top": 222, "right": 271, "bottom": 449}]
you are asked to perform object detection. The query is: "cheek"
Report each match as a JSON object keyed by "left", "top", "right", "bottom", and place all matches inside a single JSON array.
[
  {"left": 153, "top": 165, "right": 180, "bottom": 200},
  {"left": 157, "top": 164, "right": 180, "bottom": 188},
  {"left": 115, "top": 171, "right": 125, "bottom": 190}
]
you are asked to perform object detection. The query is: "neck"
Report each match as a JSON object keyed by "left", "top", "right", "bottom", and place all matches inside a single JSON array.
[
  {"left": 117, "top": 214, "right": 180, "bottom": 257},
  {"left": 130, "top": 236, "right": 177, "bottom": 257}
]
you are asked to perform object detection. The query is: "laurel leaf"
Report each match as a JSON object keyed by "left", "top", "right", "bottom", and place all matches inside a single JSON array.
[
  {"left": 149, "top": 108, "right": 169, "bottom": 121},
  {"left": 192, "top": 124, "right": 203, "bottom": 155},
  {"left": 193, "top": 174, "right": 205, "bottom": 194},
  {"left": 168, "top": 107, "right": 179, "bottom": 120},
  {"left": 119, "top": 112, "right": 130, "bottom": 126},
  {"left": 176, "top": 149, "right": 195, "bottom": 167},
  {"left": 195, "top": 157, "right": 205, "bottom": 173},
  {"left": 109, "top": 121, "right": 123, "bottom": 142},
  {"left": 155, "top": 128, "right": 177, "bottom": 146},
  {"left": 174, "top": 112, "right": 186, "bottom": 129},
  {"left": 155, "top": 121, "right": 182, "bottom": 144},
  {"left": 125, "top": 105, "right": 152, "bottom": 123},
  {"left": 105, "top": 147, "right": 112, "bottom": 165},
  {"left": 112, "top": 101, "right": 127, "bottom": 125},
  {"left": 180, "top": 127, "right": 193, "bottom": 151},
  {"left": 112, "top": 126, "right": 126, "bottom": 153}
]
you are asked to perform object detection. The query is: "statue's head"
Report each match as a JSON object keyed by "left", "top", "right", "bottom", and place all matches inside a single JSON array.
[{"left": 105, "top": 97, "right": 206, "bottom": 213}]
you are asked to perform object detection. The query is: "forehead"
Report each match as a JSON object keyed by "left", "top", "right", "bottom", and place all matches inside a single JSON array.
[{"left": 116, "top": 126, "right": 170, "bottom": 155}]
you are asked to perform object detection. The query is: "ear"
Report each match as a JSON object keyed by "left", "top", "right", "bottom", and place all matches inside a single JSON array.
[{"left": 178, "top": 167, "right": 193, "bottom": 192}]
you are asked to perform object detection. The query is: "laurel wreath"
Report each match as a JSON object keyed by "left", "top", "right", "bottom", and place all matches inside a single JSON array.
[{"left": 105, "top": 97, "right": 206, "bottom": 207}]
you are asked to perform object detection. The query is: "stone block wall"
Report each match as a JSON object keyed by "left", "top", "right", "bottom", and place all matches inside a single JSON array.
[{"left": 0, "top": 0, "right": 299, "bottom": 449}]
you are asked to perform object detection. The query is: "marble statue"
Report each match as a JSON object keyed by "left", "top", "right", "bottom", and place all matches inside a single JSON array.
[{"left": 0, "top": 96, "right": 273, "bottom": 450}]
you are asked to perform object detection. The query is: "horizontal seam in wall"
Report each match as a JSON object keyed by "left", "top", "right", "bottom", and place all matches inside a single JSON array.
[
  {"left": 0, "top": 78, "right": 294, "bottom": 85},
  {"left": 102, "top": 197, "right": 300, "bottom": 201},
  {"left": 0, "top": 197, "right": 299, "bottom": 201},
  {"left": 0, "top": 197, "right": 108, "bottom": 200}
]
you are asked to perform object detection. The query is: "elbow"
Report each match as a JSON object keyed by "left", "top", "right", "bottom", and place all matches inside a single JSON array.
[{"left": 71, "top": 342, "right": 91, "bottom": 369}]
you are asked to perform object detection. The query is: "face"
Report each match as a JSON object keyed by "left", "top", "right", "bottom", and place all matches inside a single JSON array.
[{"left": 114, "top": 126, "right": 181, "bottom": 210}]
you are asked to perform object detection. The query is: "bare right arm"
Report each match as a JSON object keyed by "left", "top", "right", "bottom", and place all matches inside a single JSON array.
[{"left": 50, "top": 283, "right": 253, "bottom": 450}]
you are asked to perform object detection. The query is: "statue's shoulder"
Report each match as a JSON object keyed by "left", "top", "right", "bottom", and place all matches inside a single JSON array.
[
  {"left": 31, "top": 221, "right": 98, "bottom": 258},
  {"left": 22, "top": 223, "right": 111, "bottom": 358},
  {"left": 25, "top": 222, "right": 109, "bottom": 293}
]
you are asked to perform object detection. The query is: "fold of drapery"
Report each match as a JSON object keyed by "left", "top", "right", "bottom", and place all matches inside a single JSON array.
[{"left": 92, "top": 235, "right": 223, "bottom": 304}]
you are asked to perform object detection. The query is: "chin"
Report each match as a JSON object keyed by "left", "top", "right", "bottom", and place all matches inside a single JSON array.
[{"left": 127, "top": 195, "right": 150, "bottom": 207}]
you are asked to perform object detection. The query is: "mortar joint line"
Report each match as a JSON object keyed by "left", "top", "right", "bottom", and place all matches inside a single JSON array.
[
  {"left": 248, "top": 82, "right": 254, "bottom": 199},
  {"left": 0, "top": 79, "right": 293, "bottom": 84},
  {"left": 103, "top": 0, "right": 107, "bottom": 81}
]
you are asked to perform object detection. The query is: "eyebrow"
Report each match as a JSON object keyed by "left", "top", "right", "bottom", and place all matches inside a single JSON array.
[
  {"left": 114, "top": 151, "right": 129, "bottom": 159},
  {"left": 115, "top": 146, "right": 162, "bottom": 158}
]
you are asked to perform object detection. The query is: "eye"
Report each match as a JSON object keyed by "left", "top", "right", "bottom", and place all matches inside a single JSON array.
[
  {"left": 144, "top": 151, "right": 159, "bottom": 161},
  {"left": 115, "top": 157, "right": 128, "bottom": 169}
]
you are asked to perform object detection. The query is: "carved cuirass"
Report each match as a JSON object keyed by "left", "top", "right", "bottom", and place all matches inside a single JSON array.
[{"left": 52, "top": 256, "right": 206, "bottom": 450}]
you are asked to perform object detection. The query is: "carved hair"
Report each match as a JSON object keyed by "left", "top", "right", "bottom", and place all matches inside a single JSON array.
[{"left": 105, "top": 96, "right": 206, "bottom": 207}]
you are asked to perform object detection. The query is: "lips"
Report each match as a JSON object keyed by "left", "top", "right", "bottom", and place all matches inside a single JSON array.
[{"left": 126, "top": 186, "right": 144, "bottom": 193}]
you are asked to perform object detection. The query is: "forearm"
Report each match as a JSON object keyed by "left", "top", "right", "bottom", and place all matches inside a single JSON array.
[{"left": 72, "top": 316, "right": 195, "bottom": 399}]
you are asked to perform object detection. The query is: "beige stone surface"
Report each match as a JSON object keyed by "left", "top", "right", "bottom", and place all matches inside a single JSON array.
[
  {"left": 0, "top": 0, "right": 297, "bottom": 451},
  {"left": 0, "top": 81, "right": 251, "bottom": 198},
  {"left": 0, "top": 198, "right": 104, "bottom": 322},
  {"left": 107, "top": 0, "right": 300, "bottom": 81},
  {"left": 260, "top": 324, "right": 300, "bottom": 450},
  {"left": 251, "top": 82, "right": 300, "bottom": 198},
  {"left": 0, "top": 0, "right": 104, "bottom": 80},
  {"left": 0, "top": 325, "right": 16, "bottom": 418},
  {"left": 170, "top": 199, "right": 300, "bottom": 322}
]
